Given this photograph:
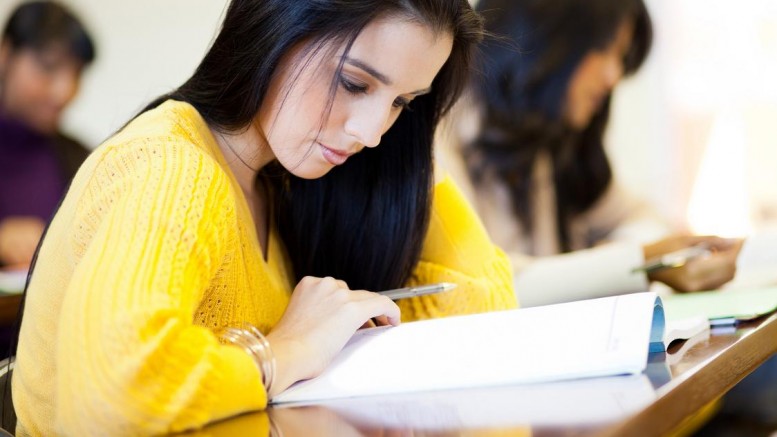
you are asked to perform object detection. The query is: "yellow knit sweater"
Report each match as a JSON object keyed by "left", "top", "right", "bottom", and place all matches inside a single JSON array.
[{"left": 13, "top": 100, "right": 516, "bottom": 436}]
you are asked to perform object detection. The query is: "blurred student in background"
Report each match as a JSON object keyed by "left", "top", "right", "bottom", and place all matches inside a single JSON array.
[
  {"left": 0, "top": 1, "right": 95, "bottom": 268},
  {"left": 439, "top": 0, "right": 743, "bottom": 307}
]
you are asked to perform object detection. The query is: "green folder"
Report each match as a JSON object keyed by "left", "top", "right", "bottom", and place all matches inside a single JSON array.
[{"left": 662, "top": 287, "right": 777, "bottom": 326}]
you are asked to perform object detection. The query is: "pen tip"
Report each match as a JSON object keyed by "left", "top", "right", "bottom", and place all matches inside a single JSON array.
[{"left": 441, "top": 282, "right": 457, "bottom": 291}]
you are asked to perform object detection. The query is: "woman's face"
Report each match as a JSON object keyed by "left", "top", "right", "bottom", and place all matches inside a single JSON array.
[
  {"left": 257, "top": 17, "right": 453, "bottom": 179},
  {"left": 563, "top": 19, "right": 634, "bottom": 130},
  {"left": 0, "top": 44, "right": 84, "bottom": 135}
]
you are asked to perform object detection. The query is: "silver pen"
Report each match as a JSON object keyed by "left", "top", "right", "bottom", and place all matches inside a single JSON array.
[
  {"left": 377, "top": 282, "right": 457, "bottom": 300},
  {"left": 631, "top": 243, "right": 712, "bottom": 274}
]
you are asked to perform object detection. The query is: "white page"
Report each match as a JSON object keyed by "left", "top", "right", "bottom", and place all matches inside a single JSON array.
[
  {"left": 663, "top": 316, "right": 709, "bottom": 347},
  {"left": 272, "top": 292, "right": 659, "bottom": 404},
  {"left": 295, "top": 374, "right": 657, "bottom": 429},
  {"left": 665, "top": 327, "right": 711, "bottom": 367}
]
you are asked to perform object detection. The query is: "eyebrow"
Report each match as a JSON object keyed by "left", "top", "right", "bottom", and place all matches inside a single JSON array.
[{"left": 344, "top": 57, "right": 432, "bottom": 96}]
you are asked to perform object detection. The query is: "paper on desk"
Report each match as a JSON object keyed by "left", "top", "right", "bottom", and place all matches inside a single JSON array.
[
  {"left": 299, "top": 374, "right": 656, "bottom": 429},
  {"left": 663, "top": 316, "right": 709, "bottom": 347},
  {"left": 273, "top": 292, "right": 662, "bottom": 404},
  {"left": 662, "top": 287, "right": 777, "bottom": 324},
  {"left": 665, "top": 326, "right": 711, "bottom": 367},
  {"left": 0, "top": 269, "right": 27, "bottom": 294}
]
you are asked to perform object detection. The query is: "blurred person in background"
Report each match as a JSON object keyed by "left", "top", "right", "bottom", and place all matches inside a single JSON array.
[
  {"left": 0, "top": 0, "right": 96, "bottom": 268},
  {"left": 438, "top": 0, "right": 743, "bottom": 307}
]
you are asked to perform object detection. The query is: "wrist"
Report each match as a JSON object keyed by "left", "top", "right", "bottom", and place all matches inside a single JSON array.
[
  {"left": 217, "top": 323, "right": 276, "bottom": 397},
  {"left": 265, "top": 332, "right": 308, "bottom": 398}
]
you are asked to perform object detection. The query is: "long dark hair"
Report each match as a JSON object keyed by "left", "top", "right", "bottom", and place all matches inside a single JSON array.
[
  {"left": 467, "top": 0, "right": 651, "bottom": 251},
  {"left": 1, "top": 0, "right": 95, "bottom": 63},
  {"left": 141, "top": 0, "right": 483, "bottom": 291}
]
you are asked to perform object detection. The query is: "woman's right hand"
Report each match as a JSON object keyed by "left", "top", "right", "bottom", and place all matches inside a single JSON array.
[
  {"left": 265, "top": 276, "right": 401, "bottom": 397},
  {"left": 643, "top": 235, "right": 743, "bottom": 292}
]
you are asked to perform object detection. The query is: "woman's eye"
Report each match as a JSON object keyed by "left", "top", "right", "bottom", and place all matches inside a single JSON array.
[{"left": 340, "top": 76, "right": 368, "bottom": 94}]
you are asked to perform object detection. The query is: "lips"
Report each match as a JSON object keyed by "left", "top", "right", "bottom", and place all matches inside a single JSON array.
[{"left": 318, "top": 143, "right": 352, "bottom": 166}]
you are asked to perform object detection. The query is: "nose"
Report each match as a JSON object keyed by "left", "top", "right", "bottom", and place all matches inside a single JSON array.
[
  {"left": 344, "top": 102, "right": 392, "bottom": 149},
  {"left": 603, "top": 55, "right": 625, "bottom": 90}
]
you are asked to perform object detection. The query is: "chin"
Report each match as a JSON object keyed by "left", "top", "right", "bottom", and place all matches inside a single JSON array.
[
  {"left": 30, "top": 118, "right": 59, "bottom": 136},
  {"left": 288, "top": 164, "right": 333, "bottom": 180},
  {"left": 274, "top": 154, "right": 332, "bottom": 179}
]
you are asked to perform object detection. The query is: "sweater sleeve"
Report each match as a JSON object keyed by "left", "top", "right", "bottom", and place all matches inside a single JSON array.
[
  {"left": 510, "top": 183, "right": 663, "bottom": 307},
  {"left": 513, "top": 242, "right": 650, "bottom": 307},
  {"left": 398, "top": 175, "right": 517, "bottom": 321},
  {"left": 55, "top": 142, "right": 266, "bottom": 435}
]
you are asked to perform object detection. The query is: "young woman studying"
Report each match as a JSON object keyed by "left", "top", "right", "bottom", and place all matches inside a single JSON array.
[
  {"left": 11, "top": 0, "right": 515, "bottom": 435},
  {"left": 438, "top": 0, "right": 742, "bottom": 307}
]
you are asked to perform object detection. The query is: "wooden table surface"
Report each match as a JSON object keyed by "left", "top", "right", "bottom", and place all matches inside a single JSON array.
[{"left": 598, "top": 312, "right": 777, "bottom": 437}]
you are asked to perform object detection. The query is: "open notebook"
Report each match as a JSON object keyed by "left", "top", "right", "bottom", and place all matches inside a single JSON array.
[{"left": 272, "top": 292, "right": 669, "bottom": 405}]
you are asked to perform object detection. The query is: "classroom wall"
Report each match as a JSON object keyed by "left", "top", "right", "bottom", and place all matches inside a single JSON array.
[
  {"left": 0, "top": 0, "right": 229, "bottom": 145},
  {"left": 608, "top": 0, "right": 777, "bottom": 234},
  {"left": 606, "top": 0, "right": 678, "bottom": 228}
]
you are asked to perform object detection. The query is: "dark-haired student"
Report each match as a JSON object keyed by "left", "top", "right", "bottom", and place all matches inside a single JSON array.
[
  {"left": 438, "top": 0, "right": 742, "bottom": 308},
  {"left": 12, "top": 0, "right": 515, "bottom": 435},
  {"left": 0, "top": 1, "right": 95, "bottom": 268}
]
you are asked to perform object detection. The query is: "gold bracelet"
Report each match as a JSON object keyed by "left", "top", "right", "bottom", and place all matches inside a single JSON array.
[{"left": 217, "top": 323, "right": 276, "bottom": 395}]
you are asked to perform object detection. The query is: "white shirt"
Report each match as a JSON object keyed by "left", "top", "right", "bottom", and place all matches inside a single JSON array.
[{"left": 436, "top": 106, "right": 670, "bottom": 307}]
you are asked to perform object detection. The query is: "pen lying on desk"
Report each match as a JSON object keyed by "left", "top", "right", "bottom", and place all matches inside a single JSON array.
[
  {"left": 631, "top": 243, "right": 712, "bottom": 274},
  {"left": 376, "top": 282, "right": 457, "bottom": 300}
]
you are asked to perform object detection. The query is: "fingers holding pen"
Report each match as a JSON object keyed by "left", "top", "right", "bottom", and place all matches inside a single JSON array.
[
  {"left": 643, "top": 234, "right": 746, "bottom": 292},
  {"left": 313, "top": 277, "right": 401, "bottom": 323},
  {"left": 653, "top": 244, "right": 742, "bottom": 292},
  {"left": 266, "top": 276, "right": 402, "bottom": 392},
  {"left": 341, "top": 289, "right": 401, "bottom": 327},
  {"left": 680, "top": 246, "right": 740, "bottom": 291},
  {"left": 370, "top": 315, "right": 392, "bottom": 326},
  {"left": 643, "top": 235, "right": 743, "bottom": 260}
]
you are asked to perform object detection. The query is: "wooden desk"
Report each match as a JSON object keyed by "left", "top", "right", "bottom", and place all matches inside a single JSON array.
[
  {"left": 0, "top": 268, "right": 26, "bottom": 327},
  {"left": 600, "top": 312, "right": 777, "bottom": 437},
  {"left": 191, "top": 313, "right": 777, "bottom": 437},
  {"left": 0, "top": 295, "right": 21, "bottom": 327}
]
